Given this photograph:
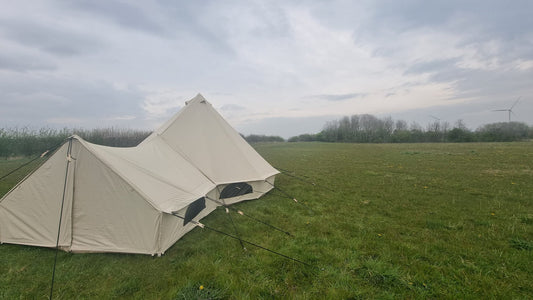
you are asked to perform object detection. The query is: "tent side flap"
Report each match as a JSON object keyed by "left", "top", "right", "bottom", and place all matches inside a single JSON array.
[
  {"left": 0, "top": 142, "right": 74, "bottom": 248},
  {"left": 159, "top": 189, "right": 219, "bottom": 253}
]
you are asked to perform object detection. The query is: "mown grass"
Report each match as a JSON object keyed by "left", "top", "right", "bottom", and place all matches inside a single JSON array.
[{"left": 1, "top": 142, "right": 532, "bottom": 299}]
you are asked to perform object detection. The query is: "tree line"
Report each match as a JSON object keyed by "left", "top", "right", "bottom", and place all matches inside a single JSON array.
[
  {"left": 241, "top": 134, "right": 285, "bottom": 143},
  {"left": 0, "top": 127, "right": 151, "bottom": 158},
  {"left": 288, "top": 114, "right": 532, "bottom": 143},
  {"left": 0, "top": 127, "right": 285, "bottom": 158},
  {"left": 1, "top": 116, "right": 531, "bottom": 157}
]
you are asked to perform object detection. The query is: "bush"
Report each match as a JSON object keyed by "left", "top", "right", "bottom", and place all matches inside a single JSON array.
[
  {"left": 244, "top": 134, "right": 285, "bottom": 143},
  {"left": 0, "top": 127, "right": 151, "bottom": 158},
  {"left": 476, "top": 122, "right": 530, "bottom": 142},
  {"left": 289, "top": 115, "right": 532, "bottom": 143}
]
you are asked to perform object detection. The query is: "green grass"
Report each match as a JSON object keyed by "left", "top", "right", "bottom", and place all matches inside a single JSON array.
[{"left": 1, "top": 142, "right": 532, "bottom": 299}]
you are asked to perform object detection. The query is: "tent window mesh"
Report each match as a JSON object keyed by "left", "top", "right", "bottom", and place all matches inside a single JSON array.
[
  {"left": 219, "top": 182, "right": 253, "bottom": 199},
  {"left": 183, "top": 197, "right": 206, "bottom": 225}
]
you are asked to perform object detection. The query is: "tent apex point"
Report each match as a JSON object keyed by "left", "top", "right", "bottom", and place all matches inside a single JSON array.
[{"left": 186, "top": 93, "right": 208, "bottom": 105}]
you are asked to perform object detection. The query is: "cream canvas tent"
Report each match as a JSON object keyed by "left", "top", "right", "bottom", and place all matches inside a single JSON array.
[{"left": 0, "top": 94, "right": 279, "bottom": 255}]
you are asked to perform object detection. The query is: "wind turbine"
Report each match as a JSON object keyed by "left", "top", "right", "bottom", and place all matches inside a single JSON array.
[
  {"left": 429, "top": 115, "right": 442, "bottom": 127},
  {"left": 493, "top": 97, "right": 521, "bottom": 122}
]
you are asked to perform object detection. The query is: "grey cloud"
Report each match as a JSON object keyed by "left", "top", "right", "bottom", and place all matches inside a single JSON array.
[
  {"left": 0, "top": 76, "right": 145, "bottom": 128},
  {"left": 220, "top": 104, "right": 246, "bottom": 111},
  {"left": 153, "top": 1, "right": 292, "bottom": 56},
  {"left": 403, "top": 37, "right": 531, "bottom": 96},
  {"left": 439, "top": 67, "right": 533, "bottom": 100},
  {"left": 0, "top": 53, "right": 56, "bottom": 72},
  {"left": 246, "top": 3, "right": 291, "bottom": 39},
  {"left": 402, "top": 56, "right": 533, "bottom": 103},
  {"left": 356, "top": 1, "right": 533, "bottom": 107},
  {"left": 404, "top": 58, "right": 460, "bottom": 75},
  {"left": 311, "top": 93, "right": 367, "bottom": 102},
  {"left": 368, "top": 0, "right": 467, "bottom": 30},
  {"left": 367, "top": 0, "right": 533, "bottom": 38},
  {"left": 153, "top": 1, "right": 244, "bottom": 53},
  {"left": 66, "top": 0, "right": 164, "bottom": 35},
  {"left": 372, "top": 0, "right": 533, "bottom": 62},
  {"left": 0, "top": 19, "right": 105, "bottom": 57},
  {"left": 312, "top": 1, "right": 532, "bottom": 61},
  {"left": 67, "top": 0, "right": 231, "bottom": 55},
  {"left": 1, "top": 1, "right": 531, "bottom": 135}
]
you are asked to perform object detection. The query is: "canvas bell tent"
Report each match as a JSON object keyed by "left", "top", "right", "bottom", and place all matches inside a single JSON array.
[{"left": 0, "top": 94, "right": 279, "bottom": 255}]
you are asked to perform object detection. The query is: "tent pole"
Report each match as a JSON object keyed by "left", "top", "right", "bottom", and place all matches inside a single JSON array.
[{"left": 49, "top": 137, "right": 73, "bottom": 300}]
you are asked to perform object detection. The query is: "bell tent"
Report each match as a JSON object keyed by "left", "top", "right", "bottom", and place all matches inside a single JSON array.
[{"left": 0, "top": 94, "right": 279, "bottom": 255}]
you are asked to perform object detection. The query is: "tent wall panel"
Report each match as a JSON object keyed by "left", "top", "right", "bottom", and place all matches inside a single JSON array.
[
  {"left": 70, "top": 144, "right": 161, "bottom": 255},
  {"left": 0, "top": 143, "right": 74, "bottom": 247}
]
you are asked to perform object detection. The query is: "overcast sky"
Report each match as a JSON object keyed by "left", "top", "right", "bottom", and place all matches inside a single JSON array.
[{"left": 1, "top": 0, "right": 532, "bottom": 138}]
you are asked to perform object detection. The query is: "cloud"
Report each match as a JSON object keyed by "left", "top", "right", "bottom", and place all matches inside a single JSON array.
[
  {"left": 106, "top": 115, "right": 137, "bottom": 121},
  {"left": 0, "top": 53, "right": 56, "bottom": 72},
  {"left": 310, "top": 93, "right": 367, "bottom": 102},
  {"left": 46, "top": 117, "right": 85, "bottom": 125},
  {"left": 220, "top": 104, "right": 246, "bottom": 111},
  {"left": 0, "top": 1, "right": 532, "bottom": 136},
  {"left": 516, "top": 60, "right": 533, "bottom": 71},
  {"left": 0, "top": 75, "right": 145, "bottom": 128},
  {"left": 404, "top": 58, "right": 460, "bottom": 75},
  {"left": 0, "top": 19, "right": 105, "bottom": 57},
  {"left": 141, "top": 89, "right": 185, "bottom": 120},
  {"left": 65, "top": 1, "right": 164, "bottom": 35}
]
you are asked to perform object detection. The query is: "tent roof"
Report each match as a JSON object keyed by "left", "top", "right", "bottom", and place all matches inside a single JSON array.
[
  {"left": 66, "top": 94, "right": 278, "bottom": 213},
  {"left": 141, "top": 94, "right": 279, "bottom": 184},
  {"left": 75, "top": 136, "right": 216, "bottom": 213}
]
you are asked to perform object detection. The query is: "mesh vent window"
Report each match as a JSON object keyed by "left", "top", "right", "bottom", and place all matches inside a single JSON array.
[
  {"left": 183, "top": 197, "right": 206, "bottom": 225},
  {"left": 220, "top": 182, "right": 253, "bottom": 199}
]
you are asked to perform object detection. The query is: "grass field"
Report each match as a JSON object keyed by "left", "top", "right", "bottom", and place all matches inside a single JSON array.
[{"left": 1, "top": 142, "right": 532, "bottom": 299}]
